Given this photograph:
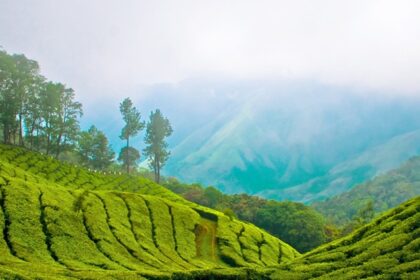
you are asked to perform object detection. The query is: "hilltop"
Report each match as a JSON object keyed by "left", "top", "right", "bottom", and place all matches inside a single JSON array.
[{"left": 0, "top": 144, "right": 298, "bottom": 279}]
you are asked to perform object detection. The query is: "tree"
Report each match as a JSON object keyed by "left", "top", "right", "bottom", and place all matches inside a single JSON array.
[
  {"left": 254, "top": 201, "right": 327, "bottom": 253},
  {"left": 37, "top": 82, "right": 82, "bottom": 157},
  {"left": 78, "top": 125, "right": 115, "bottom": 170},
  {"left": 24, "top": 76, "right": 46, "bottom": 150},
  {"left": 12, "top": 54, "right": 40, "bottom": 146},
  {"left": 118, "top": 146, "right": 140, "bottom": 172},
  {"left": 53, "top": 86, "right": 82, "bottom": 158},
  {"left": 39, "top": 82, "right": 61, "bottom": 154},
  {"left": 0, "top": 49, "right": 17, "bottom": 143},
  {"left": 0, "top": 50, "right": 40, "bottom": 144},
  {"left": 351, "top": 200, "right": 375, "bottom": 230},
  {"left": 0, "top": 48, "right": 82, "bottom": 157},
  {"left": 143, "top": 109, "right": 173, "bottom": 183},
  {"left": 119, "top": 98, "right": 144, "bottom": 173}
]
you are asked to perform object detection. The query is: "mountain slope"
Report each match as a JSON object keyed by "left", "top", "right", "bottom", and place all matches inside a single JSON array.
[
  {"left": 312, "top": 155, "right": 420, "bottom": 225},
  {"left": 161, "top": 81, "right": 420, "bottom": 200},
  {"left": 270, "top": 196, "right": 420, "bottom": 279},
  {"left": 0, "top": 144, "right": 298, "bottom": 279},
  {"left": 261, "top": 130, "right": 420, "bottom": 202}
]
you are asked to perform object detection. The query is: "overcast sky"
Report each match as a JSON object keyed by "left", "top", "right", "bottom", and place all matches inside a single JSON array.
[{"left": 1, "top": 0, "right": 420, "bottom": 104}]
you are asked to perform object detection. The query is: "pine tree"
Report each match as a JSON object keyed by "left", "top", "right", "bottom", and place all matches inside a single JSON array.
[
  {"left": 143, "top": 109, "right": 172, "bottom": 183},
  {"left": 119, "top": 98, "right": 144, "bottom": 173}
]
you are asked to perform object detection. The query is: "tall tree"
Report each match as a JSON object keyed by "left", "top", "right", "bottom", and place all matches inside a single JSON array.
[
  {"left": 37, "top": 82, "right": 82, "bottom": 157},
  {"left": 0, "top": 50, "right": 40, "bottom": 144},
  {"left": 78, "top": 125, "right": 115, "bottom": 170},
  {"left": 0, "top": 49, "right": 16, "bottom": 143},
  {"left": 24, "top": 76, "right": 45, "bottom": 150},
  {"left": 53, "top": 86, "right": 82, "bottom": 158},
  {"left": 39, "top": 82, "right": 61, "bottom": 154},
  {"left": 13, "top": 54, "right": 40, "bottom": 146},
  {"left": 119, "top": 98, "right": 144, "bottom": 173},
  {"left": 143, "top": 109, "right": 173, "bottom": 183}
]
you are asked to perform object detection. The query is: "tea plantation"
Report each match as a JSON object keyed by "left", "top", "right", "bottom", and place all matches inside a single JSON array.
[
  {"left": 270, "top": 196, "right": 420, "bottom": 279},
  {"left": 0, "top": 144, "right": 419, "bottom": 279},
  {"left": 0, "top": 144, "right": 298, "bottom": 279}
]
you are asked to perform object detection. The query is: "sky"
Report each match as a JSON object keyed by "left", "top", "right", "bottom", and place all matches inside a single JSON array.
[{"left": 1, "top": 0, "right": 420, "bottom": 106}]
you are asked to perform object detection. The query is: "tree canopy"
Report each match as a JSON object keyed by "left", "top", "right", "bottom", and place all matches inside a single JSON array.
[
  {"left": 78, "top": 125, "right": 115, "bottom": 170},
  {"left": 0, "top": 49, "right": 82, "bottom": 157}
]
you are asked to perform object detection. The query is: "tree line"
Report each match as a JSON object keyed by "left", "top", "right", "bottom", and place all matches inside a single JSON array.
[
  {"left": 0, "top": 48, "right": 172, "bottom": 182},
  {"left": 161, "top": 177, "right": 327, "bottom": 253}
]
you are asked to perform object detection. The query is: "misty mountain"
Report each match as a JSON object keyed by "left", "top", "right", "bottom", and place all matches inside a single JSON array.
[
  {"left": 259, "top": 129, "right": 420, "bottom": 202},
  {"left": 162, "top": 80, "right": 420, "bottom": 201},
  {"left": 84, "top": 79, "right": 420, "bottom": 202}
]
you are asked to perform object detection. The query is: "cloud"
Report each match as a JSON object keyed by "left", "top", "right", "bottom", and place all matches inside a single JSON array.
[{"left": 1, "top": 0, "right": 420, "bottom": 101}]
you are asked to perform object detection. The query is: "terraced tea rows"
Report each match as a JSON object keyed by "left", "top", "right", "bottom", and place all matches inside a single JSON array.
[
  {"left": 269, "top": 196, "right": 420, "bottom": 279},
  {"left": 0, "top": 144, "right": 298, "bottom": 279},
  {"left": 2, "top": 144, "right": 418, "bottom": 279}
]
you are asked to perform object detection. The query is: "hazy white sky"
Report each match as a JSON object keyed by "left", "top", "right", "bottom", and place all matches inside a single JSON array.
[{"left": 1, "top": 0, "right": 420, "bottom": 100}]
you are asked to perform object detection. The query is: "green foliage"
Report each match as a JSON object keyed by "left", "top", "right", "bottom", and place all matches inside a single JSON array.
[
  {"left": 119, "top": 97, "right": 144, "bottom": 142},
  {"left": 0, "top": 49, "right": 82, "bottom": 157},
  {"left": 0, "top": 144, "right": 299, "bottom": 279},
  {"left": 313, "top": 156, "right": 420, "bottom": 227},
  {"left": 270, "top": 196, "right": 420, "bottom": 279},
  {"left": 254, "top": 201, "right": 327, "bottom": 253},
  {"left": 164, "top": 178, "right": 327, "bottom": 253},
  {"left": 143, "top": 109, "right": 173, "bottom": 183},
  {"left": 78, "top": 125, "right": 115, "bottom": 170},
  {"left": 0, "top": 50, "right": 40, "bottom": 145},
  {"left": 2, "top": 145, "right": 418, "bottom": 279},
  {"left": 118, "top": 146, "right": 140, "bottom": 172},
  {"left": 222, "top": 208, "right": 237, "bottom": 220},
  {"left": 119, "top": 97, "right": 144, "bottom": 174}
]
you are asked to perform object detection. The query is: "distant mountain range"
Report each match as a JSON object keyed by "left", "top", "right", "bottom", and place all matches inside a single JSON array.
[{"left": 84, "top": 79, "right": 420, "bottom": 202}]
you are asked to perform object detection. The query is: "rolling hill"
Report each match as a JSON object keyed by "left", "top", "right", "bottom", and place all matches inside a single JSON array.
[
  {"left": 0, "top": 144, "right": 419, "bottom": 279},
  {"left": 269, "top": 196, "right": 420, "bottom": 279},
  {"left": 312, "top": 155, "right": 420, "bottom": 226},
  {"left": 0, "top": 144, "right": 298, "bottom": 279}
]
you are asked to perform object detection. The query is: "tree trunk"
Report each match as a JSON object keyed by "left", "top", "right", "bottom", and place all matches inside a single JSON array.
[
  {"left": 18, "top": 113, "right": 24, "bottom": 146},
  {"left": 155, "top": 155, "right": 160, "bottom": 183},
  {"left": 157, "top": 162, "right": 160, "bottom": 184},
  {"left": 126, "top": 137, "right": 130, "bottom": 174},
  {"left": 29, "top": 120, "right": 35, "bottom": 150},
  {"left": 46, "top": 124, "right": 51, "bottom": 155},
  {"left": 55, "top": 132, "right": 63, "bottom": 159},
  {"left": 3, "top": 123, "right": 8, "bottom": 143}
]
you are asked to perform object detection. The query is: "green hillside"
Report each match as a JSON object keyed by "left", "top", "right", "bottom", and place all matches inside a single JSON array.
[
  {"left": 313, "top": 156, "right": 420, "bottom": 226},
  {"left": 270, "top": 196, "right": 420, "bottom": 279},
  {"left": 1, "top": 144, "right": 419, "bottom": 279},
  {"left": 0, "top": 144, "right": 298, "bottom": 279}
]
